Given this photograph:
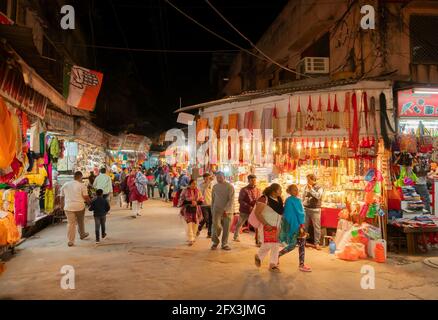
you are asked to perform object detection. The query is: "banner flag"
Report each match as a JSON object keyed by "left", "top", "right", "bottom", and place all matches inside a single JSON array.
[{"left": 66, "top": 65, "right": 103, "bottom": 111}]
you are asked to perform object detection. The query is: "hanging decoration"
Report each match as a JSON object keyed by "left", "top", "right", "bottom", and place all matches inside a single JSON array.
[
  {"left": 351, "top": 92, "right": 360, "bottom": 153},
  {"left": 286, "top": 97, "right": 292, "bottom": 134},
  {"left": 294, "top": 97, "right": 303, "bottom": 132},
  {"left": 326, "top": 94, "right": 333, "bottom": 129},
  {"left": 304, "top": 95, "right": 314, "bottom": 131},
  {"left": 315, "top": 95, "right": 325, "bottom": 130},
  {"left": 332, "top": 94, "right": 341, "bottom": 129},
  {"left": 344, "top": 92, "right": 351, "bottom": 140}
]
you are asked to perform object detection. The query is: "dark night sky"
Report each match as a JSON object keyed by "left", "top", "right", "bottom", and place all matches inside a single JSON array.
[{"left": 75, "top": 0, "right": 289, "bottom": 137}]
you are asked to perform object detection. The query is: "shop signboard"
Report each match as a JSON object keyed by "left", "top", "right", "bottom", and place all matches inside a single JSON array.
[
  {"left": 108, "top": 134, "right": 125, "bottom": 151},
  {"left": 122, "top": 134, "right": 144, "bottom": 151},
  {"left": 398, "top": 89, "right": 438, "bottom": 117},
  {"left": 44, "top": 108, "right": 74, "bottom": 135},
  {"left": 0, "top": 65, "right": 48, "bottom": 119},
  {"left": 75, "top": 119, "right": 107, "bottom": 146}
]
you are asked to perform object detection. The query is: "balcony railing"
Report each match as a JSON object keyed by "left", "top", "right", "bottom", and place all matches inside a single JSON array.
[{"left": 410, "top": 63, "right": 438, "bottom": 83}]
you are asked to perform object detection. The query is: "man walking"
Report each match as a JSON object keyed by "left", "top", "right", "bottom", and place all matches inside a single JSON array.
[
  {"left": 211, "top": 172, "right": 235, "bottom": 251},
  {"left": 198, "top": 173, "right": 213, "bottom": 238},
  {"left": 234, "top": 174, "right": 261, "bottom": 242},
  {"left": 61, "top": 171, "right": 90, "bottom": 247},
  {"left": 93, "top": 168, "right": 113, "bottom": 204},
  {"left": 302, "top": 174, "right": 323, "bottom": 250}
]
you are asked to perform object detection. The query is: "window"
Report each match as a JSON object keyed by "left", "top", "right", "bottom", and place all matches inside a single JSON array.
[
  {"left": 0, "top": 0, "right": 7, "bottom": 14},
  {"left": 410, "top": 15, "right": 438, "bottom": 64},
  {"left": 301, "top": 32, "right": 330, "bottom": 59}
]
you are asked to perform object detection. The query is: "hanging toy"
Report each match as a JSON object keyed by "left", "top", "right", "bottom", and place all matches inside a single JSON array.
[
  {"left": 332, "top": 94, "right": 341, "bottom": 129},
  {"left": 295, "top": 97, "right": 303, "bottom": 132},
  {"left": 326, "top": 94, "right": 333, "bottom": 129},
  {"left": 304, "top": 95, "right": 315, "bottom": 131},
  {"left": 315, "top": 95, "right": 325, "bottom": 130}
]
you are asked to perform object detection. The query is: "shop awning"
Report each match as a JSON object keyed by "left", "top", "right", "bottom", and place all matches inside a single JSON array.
[
  {"left": 0, "top": 25, "right": 60, "bottom": 90},
  {"left": 0, "top": 25, "right": 91, "bottom": 118},
  {"left": 175, "top": 77, "right": 392, "bottom": 113}
]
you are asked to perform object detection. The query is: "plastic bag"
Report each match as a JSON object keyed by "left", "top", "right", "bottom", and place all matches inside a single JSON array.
[{"left": 337, "top": 243, "right": 367, "bottom": 261}]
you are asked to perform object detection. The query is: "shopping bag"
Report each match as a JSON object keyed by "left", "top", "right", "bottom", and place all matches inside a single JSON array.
[
  {"left": 230, "top": 214, "right": 239, "bottom": 233},
  {"left": 248, "top": 207, "right": 261, "bottom": 229},
  {"left": 263, "top": 225, "right": 278, "bottom": 243}
]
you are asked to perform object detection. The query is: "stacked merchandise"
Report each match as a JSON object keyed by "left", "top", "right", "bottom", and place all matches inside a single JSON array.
[
  {"left": 75, "top": 143, "right": 107, "bottom": 175},
  {"left": 400, "top": 186, "right": 424, "bottom": 213}
]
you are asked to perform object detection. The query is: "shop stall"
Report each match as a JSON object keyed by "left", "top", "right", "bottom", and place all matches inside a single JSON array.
[
  {"left": 188, "top": 80, "right": 395, "bottom": 261},
  {"left": 387, "top": 88, "right": 438, "bottom": 253}
]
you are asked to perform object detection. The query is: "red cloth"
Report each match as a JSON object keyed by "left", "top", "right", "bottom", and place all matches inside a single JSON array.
[
  {"left": 127, "top": 175, "right": 148, "bottom": 202},
  {"left": 351, "top": 92, "right": 360, "bottom": 153},
  {"left": 321, "top": 208, "right": 341, "bottom": 228},
  {"left": 14, "top": 191, "right": 28, "bottom": 227}
]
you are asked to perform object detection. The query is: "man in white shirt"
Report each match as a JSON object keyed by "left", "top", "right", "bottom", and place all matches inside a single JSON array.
[
  {"left": 61, "top": 171, "right": 91, "bottom": 247},
  {"left": 93, "top": 168, "right": 113, "bottom": 203}
]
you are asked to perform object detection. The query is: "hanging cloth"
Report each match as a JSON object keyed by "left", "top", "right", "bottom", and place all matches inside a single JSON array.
[
  {"left": 0, "top": 97, "right": 17, "bottom": 169},
  {"left": 326, "top": 94, "right": 333, "bottom": 129},
  {"left": 332, "top": 94, "right": 341, "bottom": 129},
  {"left": 362, "top": 92, "right": 369, "bottom": 134},
  {"left": 49, "top": 136, "right": 60, "bottom": 162},
  {"left": 261, "top": 107, "right": 274, "bottom": 139},
  {"left": 379, "top": 92, "right": 395, "bottom": 149},
  {"left": 196, "top": 118, "right": 209, "bottom": 142},
  {"left": 244, "top": 111, "right": 254, "bottom": 132},
  {"left": 272, "top": 105, "right": 280, "bottom": 137},
  {"left": 304, "top": 96, "right": 314, "bottom": 131},
  {"left": 351, "top": 92, "right": 360, "bottom": 153},
  {"left": 369, "top": 96, "right": 378, "bottom": 139},
  {"left": 14, "top": 191, "right": 28, "bottom": 227},
  {"left": 20, "top": 111, "right": 29, "bottom": 139},
  {"left": 44, "top": 188, "right": 55, "bottom": 214},
  {"left": 315, "top": 95, "right": 325, "bottom": 130},
  {"left": 294, "top": 97, "right": 303, "bottom": 132},
  {"left": 344, "top": 92, "right": 351, "bottom": 140},
  {"left": 228, "top": 113, "right": 239, "bottom": 130},
  {"left": 213, "top": 116, "right": 222, "bottom": 138},
  {"left": 11, "top": 110, "right": 23, "bottom": 162},
  {"left": 286, "top": 97, "right": 292, "bottom": 134}
]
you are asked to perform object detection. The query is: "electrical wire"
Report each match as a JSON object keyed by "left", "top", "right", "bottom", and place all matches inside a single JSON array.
[
  {"left": 164, "top": 0, "right": 261, "bottom": 61},
  {"left": 109, "top": 0, "right": 141, "bottom": 77},
  {"left": 52, "top": 42, "right": 240, "bottom": 53},
  {"left": 204, "top": 0, "right": 312, "bottom": 78}
]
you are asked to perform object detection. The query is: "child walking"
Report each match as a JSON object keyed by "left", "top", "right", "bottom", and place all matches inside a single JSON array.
[{"left": 89, "top": 189, "right": 110, "bottom": 244}]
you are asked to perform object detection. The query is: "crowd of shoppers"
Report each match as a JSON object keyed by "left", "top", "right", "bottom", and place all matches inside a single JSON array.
[{"left": 61, "top": 163, "right": 321, "bottom": 273}]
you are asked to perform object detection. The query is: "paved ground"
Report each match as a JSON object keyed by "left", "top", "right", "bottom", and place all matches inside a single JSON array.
[{"left": 0, "top": 199, "right": 438, "bottom": 300}]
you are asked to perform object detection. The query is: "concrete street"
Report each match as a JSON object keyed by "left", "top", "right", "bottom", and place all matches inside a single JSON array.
[{"left": 0, "top": 199, "right": 437, "bottom": 300}]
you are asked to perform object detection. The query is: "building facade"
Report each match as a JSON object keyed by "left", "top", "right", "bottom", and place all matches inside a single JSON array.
[{"left": 221, "top": 0, "right": 438, "bottom": 97}]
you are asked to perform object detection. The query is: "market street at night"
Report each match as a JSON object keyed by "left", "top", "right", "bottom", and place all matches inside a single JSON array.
[
  {"left": 1, "top": 0, "right": 438, "bottom": 310},
  {"left": 0, "top": 199, "right": 437, "bottom": 300}
]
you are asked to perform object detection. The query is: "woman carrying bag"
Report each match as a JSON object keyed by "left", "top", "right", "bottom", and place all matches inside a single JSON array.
[
  {"left": 178, "top": 179, "right": 203, "bottom": 246},
  {"left": 278, "top": 184, "right": 311, "bottom": 272},
  {"left": 253, "top": 183, "right": 284, "bottom": 272}
]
